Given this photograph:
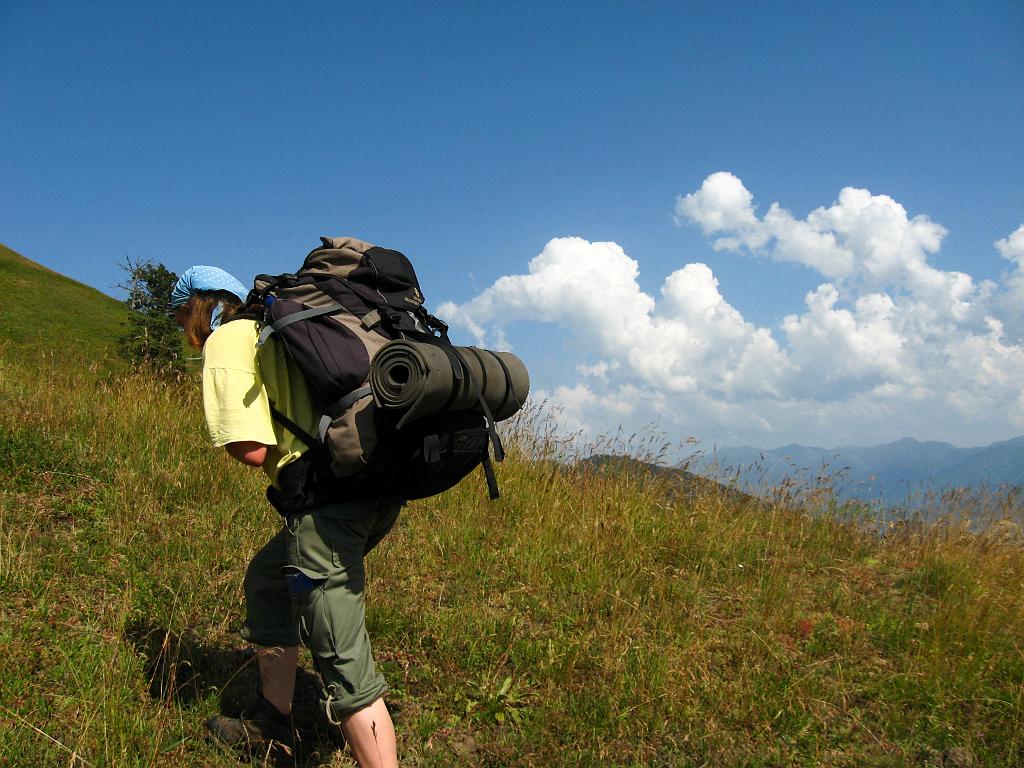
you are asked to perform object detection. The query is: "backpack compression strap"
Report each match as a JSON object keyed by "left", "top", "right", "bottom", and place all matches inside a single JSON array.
[
  {"left": 317, "top": 386, "right": 373, "bottom": 441},
  {"left": 272, "top": 387, "right": 377, "bottom": 447},
  {"left": 256, "top": 302, "right": 344, "bottom": 347}
]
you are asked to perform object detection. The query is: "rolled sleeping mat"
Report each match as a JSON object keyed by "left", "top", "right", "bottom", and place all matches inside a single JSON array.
[
  {"left": 459, "top": 347, "right": 529, "bottom": 421},
  {"left": 371, "top": 341, "right": 453, "bottom": 427},
  {"left": 369, "top": 340, "right": 530, "bottom": 428}
]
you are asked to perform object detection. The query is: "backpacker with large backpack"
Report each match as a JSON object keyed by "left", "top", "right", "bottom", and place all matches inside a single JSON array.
[{"left": 236, "top": 236, "right": 529, "bottom": 514}]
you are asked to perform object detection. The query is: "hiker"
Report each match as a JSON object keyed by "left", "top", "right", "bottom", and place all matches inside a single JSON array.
[{"left": 171, "top": 265, "right": 401, "bottom": 768}]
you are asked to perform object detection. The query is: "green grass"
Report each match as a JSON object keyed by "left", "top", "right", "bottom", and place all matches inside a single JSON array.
[
  {"left": 0, "top": 244, "right": 129, "bottom": 366},
  {"left": 1, "top": 250, "right": 1023, "bottom": 766}
]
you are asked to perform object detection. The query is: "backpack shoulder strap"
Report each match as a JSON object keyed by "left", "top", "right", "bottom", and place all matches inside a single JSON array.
[{"left": 269, "top": 406, "right": 318, "bottom": 448}]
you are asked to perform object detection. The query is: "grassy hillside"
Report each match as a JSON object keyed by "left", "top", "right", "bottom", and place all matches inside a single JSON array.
[
  {"left": 1, "top": 251, "right": 1023, "bottom": 767},
  {"left": 0, "top": 244, "right": 128, "bottom": 365}
]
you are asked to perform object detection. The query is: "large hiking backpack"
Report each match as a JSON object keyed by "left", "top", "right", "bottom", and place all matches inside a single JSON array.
[{"left": 241, "top": 236, "right": 529, "bottom": 512}]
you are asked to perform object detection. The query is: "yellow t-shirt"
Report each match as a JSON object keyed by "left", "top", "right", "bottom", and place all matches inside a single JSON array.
[{"left": 201, "top": 319, "right": 318, "bottom": 485}]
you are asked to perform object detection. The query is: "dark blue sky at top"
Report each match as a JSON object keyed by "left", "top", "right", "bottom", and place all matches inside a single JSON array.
[{"left": 2, "top": 1, "right": 1021, "bottom": 331}]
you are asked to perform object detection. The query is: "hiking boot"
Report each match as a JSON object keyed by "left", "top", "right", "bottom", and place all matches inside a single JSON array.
[{"left": 206, "top": 697, "right": 295, "bottom": 763}]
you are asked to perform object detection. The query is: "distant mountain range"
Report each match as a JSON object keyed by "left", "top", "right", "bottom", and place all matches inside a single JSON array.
[{"left": 690, "top": 436, "right": 1024, "bottom": 505}]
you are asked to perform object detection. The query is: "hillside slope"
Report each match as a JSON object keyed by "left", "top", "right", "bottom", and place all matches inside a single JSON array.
[
  {"left": 944, "top": 436, "right": 1024, "bottom": 486},
  {"left": 0, "top": 243, "right": 128, "bottom": 363},
  {"left": 2, "top": 252, "right": 1023, "bottom": 767}
]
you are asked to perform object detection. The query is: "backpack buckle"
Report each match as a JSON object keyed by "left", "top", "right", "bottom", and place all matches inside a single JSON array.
[{"left": 360, "top": 309, "right": 382, "bottom": 331}]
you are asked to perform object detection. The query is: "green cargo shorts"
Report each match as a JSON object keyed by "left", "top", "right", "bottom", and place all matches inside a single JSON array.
[{"left": 241, "top": 498, "right": 401, "bottom": 717}]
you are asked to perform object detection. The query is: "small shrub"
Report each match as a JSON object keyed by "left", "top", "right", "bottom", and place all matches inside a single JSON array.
[{"left": 117, "top": 258, "right": 183, "bottom": 374}]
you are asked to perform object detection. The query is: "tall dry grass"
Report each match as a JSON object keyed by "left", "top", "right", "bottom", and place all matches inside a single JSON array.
[{"left": 2, "top": 348, "right": 1023, "bottom": 767}]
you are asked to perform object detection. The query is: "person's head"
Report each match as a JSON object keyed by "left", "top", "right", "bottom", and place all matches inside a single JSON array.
[{"left": 169, "top": 266, "right": 249, "bottom": 349}]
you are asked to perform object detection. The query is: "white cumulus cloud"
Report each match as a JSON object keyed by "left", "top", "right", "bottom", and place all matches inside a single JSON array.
[
  {"left": 438, "top": 236, "right": 789, "bottom": 402},
  {"left": 996, "top": 225, "right": 1024, "bottom": 264},
  {"left": 440, "top": 174, "right": 1024, "bottom": 448},
  {"left": 995, "top": 225, "right": 1024, "bottom": 340}
]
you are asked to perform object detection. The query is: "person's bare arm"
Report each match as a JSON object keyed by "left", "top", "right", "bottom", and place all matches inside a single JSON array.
[{"left": 225, "top": 441, "right": 269, "bottom": 467}]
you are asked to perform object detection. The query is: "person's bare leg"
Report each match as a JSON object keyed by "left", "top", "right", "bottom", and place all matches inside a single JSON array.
[
  {"left": 257, "top": 645, "right": 300, "bottom": 715},
  {"left": 340, "top": 697, "right": 398, "bottom": 767}
]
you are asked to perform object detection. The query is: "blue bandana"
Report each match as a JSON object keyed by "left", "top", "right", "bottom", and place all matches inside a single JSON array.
[
  {"left": 210, "top": 302, "right": 227, "bottom": 330},
  {"left": 169, "top": 265, "right": 248, "bottom": 308}
]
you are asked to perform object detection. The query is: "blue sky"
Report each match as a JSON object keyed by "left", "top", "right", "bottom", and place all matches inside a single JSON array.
[{"left": 3, "top": 2, "right": 1022, "bottom": 450}]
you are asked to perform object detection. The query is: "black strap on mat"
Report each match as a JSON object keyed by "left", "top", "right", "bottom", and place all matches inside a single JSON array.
[
  {"left": 459, "top": 348, "right": 504, "bottom": 462},
  {"left": 481, "top": 453, "right": 500, "bottom": 500},
  {"left": 488, "top": 350, "right": 518, "bottom": 416},
  {"left": 476, "top": 394, "right": 505, "bottom": 462},
  {"left": 439, "top": 344, "right": 467, "bottom": 410}
]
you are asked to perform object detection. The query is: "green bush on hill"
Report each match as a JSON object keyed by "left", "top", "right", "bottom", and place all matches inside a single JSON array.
[{"left": 117, "top": 258, "right": 185, "bottom": 375}]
